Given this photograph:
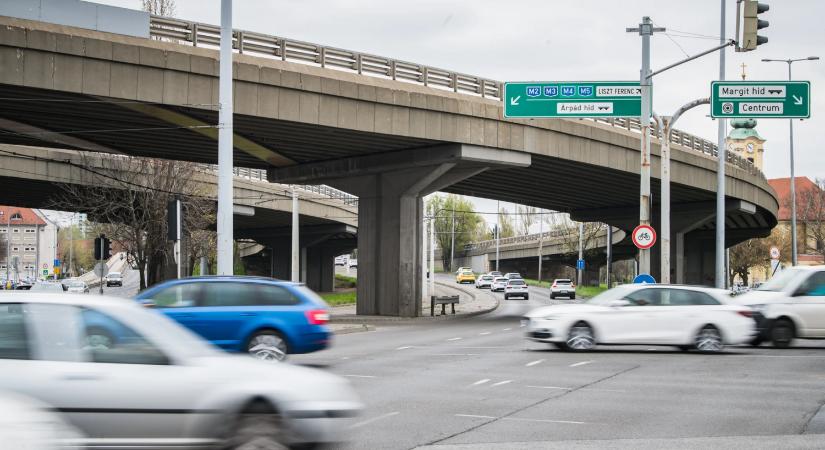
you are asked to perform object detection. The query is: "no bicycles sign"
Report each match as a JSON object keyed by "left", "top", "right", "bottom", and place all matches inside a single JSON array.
[{"left": 632, "top": 224, "right": 657, "bottom": 250}]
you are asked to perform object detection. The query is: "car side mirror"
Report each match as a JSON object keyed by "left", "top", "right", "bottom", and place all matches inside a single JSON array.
[
  {"left": 609, "top": 299, "right": 630, "bottom": 307},
  {"left": 140, "top": 299, "right": 156, "bottom": 308}
]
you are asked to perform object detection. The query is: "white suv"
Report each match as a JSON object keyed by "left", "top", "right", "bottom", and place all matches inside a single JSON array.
[
  {"left": 735, "top": 266, "right": 825, "bottom": 348},
  {"left": 550, "top": 278, "right": 576, "bottom": 300},
  {"left": 475, "top": 275, "right": 494, "bottom": 289},
  {"left": 504, "top": 278, "right": 529, "bottom": 300}
]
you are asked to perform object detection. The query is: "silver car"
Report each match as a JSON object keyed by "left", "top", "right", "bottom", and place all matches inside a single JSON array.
[
  {"left": 65, "top": 280, "right": 89, "bottom": 294},
  {"left": 0, "top": 293, "right": 362, "bottom": 449}
]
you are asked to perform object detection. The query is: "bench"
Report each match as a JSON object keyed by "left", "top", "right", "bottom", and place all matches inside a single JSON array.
[{"left": 431, "top": 295, "right": 459, "bottom": 316}]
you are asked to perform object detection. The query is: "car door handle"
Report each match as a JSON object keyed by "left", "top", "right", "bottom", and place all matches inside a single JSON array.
[{"left": 61, "top": 373, "right": 103, "bottom": 381}]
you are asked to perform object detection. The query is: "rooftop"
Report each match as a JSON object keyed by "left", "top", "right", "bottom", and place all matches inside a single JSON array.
[{"left": 0, "top": 206, "right": 46, "bottom": 226}]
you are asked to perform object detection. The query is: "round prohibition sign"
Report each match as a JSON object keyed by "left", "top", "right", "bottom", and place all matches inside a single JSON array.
[{"left": 632, "top": 224, "right": 657, "bottom": 250}]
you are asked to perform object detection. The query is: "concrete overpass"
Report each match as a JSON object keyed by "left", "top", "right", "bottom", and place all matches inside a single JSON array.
[
  {"left": 0, "top": 14, "right": 778, "bottom": 316},
  {"left": 0, "top": 144, "right": 358, "bottom": 291}
]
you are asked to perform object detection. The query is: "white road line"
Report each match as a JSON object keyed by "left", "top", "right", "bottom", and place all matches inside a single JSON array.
[
  {"left": 502, "top": 328, "right": 512, "bottom": 331},
  {"left": 471, "top": 379, "right": 491, "bottom": 386},
  {"left": 350, "top": 411, "right": 400, "bottom": 429},
  {"left": 447, "top": 337, "right": 463, "bottom": 341},
  {"left": 526, "top": 385, "right": 572, "bottom": 391},
  {"left": 396, "top": 346, "right": 412, "bottom": 350},
  {"left": 569, "top": 360, "right": 593, "bottom": 367},
  {"left": 525, "top": 359, "right": 545, "bottom": 367},
  {"left": 479, "top": 332, "right": 491, "bottom": 335},
  {"left": 490, "top": 380, "right": 513, "bottom": 387},
  {"left": 343, "top": 374, "right": 377, "bottom": 378},
  {"left": 455, "top": 414, "right": 496, "bottom": 419}
]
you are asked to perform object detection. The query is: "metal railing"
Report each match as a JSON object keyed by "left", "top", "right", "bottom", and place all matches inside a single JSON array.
[
  {"left": 200, "top": 165, "right": 359, "bottom": 207},
  {"left": 148, "top": 15, "right": 764, "bottom": 181},
  {"left": 463, "top": 224, "right": 611, "bottom": 252}
]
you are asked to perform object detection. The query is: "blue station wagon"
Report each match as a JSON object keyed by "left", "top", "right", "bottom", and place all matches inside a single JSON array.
[{"left": 136, "top": 276, "right": 331, "bottom": 361}]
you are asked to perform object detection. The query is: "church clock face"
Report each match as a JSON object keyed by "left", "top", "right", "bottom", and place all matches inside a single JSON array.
[{"left": 746, "top": 143, "right": 755, "bottom": 154}]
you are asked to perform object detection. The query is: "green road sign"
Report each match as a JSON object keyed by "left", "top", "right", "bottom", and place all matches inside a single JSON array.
[
  {"left": 503, "top": 82, "right": 642, "bottom": 118},
  {"left": 711, "top": 81, "right": 810, "bottom": 119}
]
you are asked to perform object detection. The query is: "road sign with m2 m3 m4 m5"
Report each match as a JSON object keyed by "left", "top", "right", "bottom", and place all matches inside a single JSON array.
[
  {"left": 504, "top": 82, "right": 643, "bottom": 118},
  {"left": 711, "top": 81, "right": 810, "bottom": 118}
]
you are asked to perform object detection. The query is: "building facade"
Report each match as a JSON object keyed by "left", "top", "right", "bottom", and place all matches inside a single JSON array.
[{"left": 0, "top": 206, "right": 58, "bottom": 281}]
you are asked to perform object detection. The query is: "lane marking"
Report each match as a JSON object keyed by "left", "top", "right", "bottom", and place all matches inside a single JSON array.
[
  {"left": 479, "top": 332, "right": 491, "bottom": 335},
  {"left": 471, "top": 379, "right": 491, "bottom": 386},
  {"left": 569, "top": 360, "right": 593, "bottom": 367},
  {"left": 343, "top": 374, "right": 377, "bottom": 378},
  {"left": 447, "top": 337, "right": 463, "bottom": 341},
  {"left": 525, "top": 359, "right": 545, "bottom": 367},
  {"left": 350, "top": 411, "right": 399, "bottom": 429},
  {"left": 490, "top": 380, "right": 513, "bottom": 387},
  {"left": 396, "top": 346, "right": 413, "bottom": 350},
  {"left": 526, "top": 385, "right": 571, "bottom": 391},
  {"left": 502, "top": 328, "right": 512, "bottom": 331},
  {"left": 455, "top": 414, "right": 496, "bottom": 419}
]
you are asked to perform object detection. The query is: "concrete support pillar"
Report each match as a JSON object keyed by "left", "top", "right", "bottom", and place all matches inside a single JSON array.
[{"left": 304, "top": 246, "right": 336, "bottom": 292}]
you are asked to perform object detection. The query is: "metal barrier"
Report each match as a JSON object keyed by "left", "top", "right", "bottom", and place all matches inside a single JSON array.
[{"left": 149, "top": 15, "right": 764, "bottom": 182}]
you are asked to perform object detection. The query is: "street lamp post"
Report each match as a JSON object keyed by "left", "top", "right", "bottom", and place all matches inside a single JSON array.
[
  {"left": 0, "top": 210, "right": 21, "bottom": 283},
  {"left": 762, "top": 56, "right": 819, "bottom": 267}
]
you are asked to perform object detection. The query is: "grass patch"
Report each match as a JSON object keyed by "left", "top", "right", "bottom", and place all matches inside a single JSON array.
[
  {"left": 576, "top": 284, "right": 609, "bottom": 298},
  {"left": 320, "top": 291, "right": 356, "bottom": 306},
  {"left": 334, "top": 274, "right": 357, "bottom": 289}
]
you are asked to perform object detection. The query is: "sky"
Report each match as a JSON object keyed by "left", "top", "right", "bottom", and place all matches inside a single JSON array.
[{"left": 94, "top": 0, "right": 825, "bottom": 230}]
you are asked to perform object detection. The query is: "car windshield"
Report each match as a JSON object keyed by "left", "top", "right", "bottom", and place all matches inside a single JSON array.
[
  {"left": 494, "top": 278, "right": 507, "bottom": 283},
  {"left": 585, "top": 285, "right": 638, "bottom": 305},
  {"left": 108, "top": 273, "right": 121, "bottom": 278},
  {"left": 757, "top": 268, "right": 804, "bottom": 292},
  {"left": 481, "top": 276, "right": 493, "bottom": 280},
  {"left": 509, "top": 280, "right": 525, "bottom": 286},
  {"left": 555, "top": 279, "right": 572, "bottom": 284},
  {"left": 68, "top": 281, "right": 85, "bottom": 288}
]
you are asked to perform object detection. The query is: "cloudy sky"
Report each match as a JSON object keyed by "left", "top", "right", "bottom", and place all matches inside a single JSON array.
[{"left": 96, "top": 0, "right": 824, "bottom": 228}]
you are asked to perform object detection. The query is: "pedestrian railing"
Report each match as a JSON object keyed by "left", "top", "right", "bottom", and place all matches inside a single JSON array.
[
  {"left": 463, "top": 225, "right": 608, "bottom": 252},
  {"left": 149, "top": 15, "right": 764, "bottom": 183}
]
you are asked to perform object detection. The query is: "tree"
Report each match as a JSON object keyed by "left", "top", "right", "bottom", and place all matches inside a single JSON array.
[
  {"left": 427, "top": 194, "right": 484, "bottom": 271},
  {"left": 496, "top": 206, "right": 517, "bottom": 239},
  {"left": 141, "top": 0, "right": 176, "bottom": 16},
  {"left": 797, "top": 178, "right": 825, "bottom": 261},
  {"left": 545, "top": 213, "right": 604, "bottom": 262},
  {"left": 728, "top": 238, "right": 771, "bottom": 286},
  {"left": 57, "top": 224, "right": 95, "bottom": 276},
  {"left": 50, "top": 154, "right": 214, "bottom": 290},
  {"left": 516, "top": 205, "right": 538, "bottom": 236}
]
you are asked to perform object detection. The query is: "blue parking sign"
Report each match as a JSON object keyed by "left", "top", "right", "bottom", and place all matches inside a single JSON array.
[
  {"left": 576, "top": 259, "right": 585, "bottom": 271},
  {"left": 543, "top": 86, "right": 558, "bottom": 97}
]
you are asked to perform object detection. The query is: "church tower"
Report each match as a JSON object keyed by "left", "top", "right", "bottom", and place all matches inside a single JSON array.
[{"left": 726, "top": 118, "right": 765, "bottom": 170}]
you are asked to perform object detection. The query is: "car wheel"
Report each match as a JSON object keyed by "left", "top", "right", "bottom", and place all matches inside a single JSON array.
[
  {"left": 566, "top": 321, "right": 595, "bottom": 351},
  {"left": 504, "top": 295, "right": 509, "bottom": 300},
  {"left": 570, "top": 295, "right": 576, "bottom": 300},
  {"left": 771, "top": 319, "right": 795, "bottom": 349},
  {"left": 247, "top": 330, "right": 289, "bottom": 362},
  {"left": 550, "top": 293, "right": 555, "bottom": 299},
  {"left": 226, "top": 401, "right": 288, "bottom": 450},
  {"left": 694, "top": 325, "right": 723, "bottom": 353},
  {"left": 524, "top": 295, "right": 529, "bottom": 300}
]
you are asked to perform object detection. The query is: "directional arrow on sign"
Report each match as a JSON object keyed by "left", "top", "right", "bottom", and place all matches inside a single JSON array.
[
  {"left": 510, "top": 96, "right": 520, "bottom": 106},
  {"left": 793, "top": 95, "right": 803, "bottom": 105}
]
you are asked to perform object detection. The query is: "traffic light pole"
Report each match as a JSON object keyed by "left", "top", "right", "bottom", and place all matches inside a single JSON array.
[
  {"left": 715, "top": 0, "right": 727, "bottom": 289},
  {"left": 98, "top": 236, "right": 104, "bottom": 295},
  {"left": 216, "top": 0, "right": 234, "bottom": 275}
]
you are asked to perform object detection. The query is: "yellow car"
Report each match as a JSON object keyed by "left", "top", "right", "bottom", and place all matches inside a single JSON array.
[{"left": 456, "top": 271, "right": 476, "bottom": 284}]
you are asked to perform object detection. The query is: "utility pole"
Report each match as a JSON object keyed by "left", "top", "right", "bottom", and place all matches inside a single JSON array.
[
  {"left": 450, "top": 209, "right": 456, "bottom": 272},
  {"left": 216, "top": 0, "right": 234, "bottom": 275},
  {"left": 537, "top": 209, "right": 543, "bottom": 283},
  {"left": 762, "top": 56, "right": 820, "bottom": 266},
  {"left": 627, "top": 17, "right": 665, "bottom": 276},
  {"left": 577, "top": 222, "right": 584, "bottom": 286},
  {"left": 495, "top": 200, "right": 500, "bottom": 272},
  {"left": 715, "top": 0, "right": 727, "bottom": 288},
  {"left": 69, "top": 212, "right": 74, "bottom": 278},
  {"left": 291, "top": 187, "right": 300, "bottom": 282},
  {"left": 429, "top": 209, "right": 435, "bottom": 299},
  {"left": 606, "top": 224, "right": 612, "bottom": 288}
]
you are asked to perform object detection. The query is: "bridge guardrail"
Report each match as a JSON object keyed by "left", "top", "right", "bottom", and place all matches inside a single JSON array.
[
  {"left": 149, "top": 15, "right": 763, "bottom": 183},
  {"left": 463, "top": 225, "right": 608, "bottom": 252}
]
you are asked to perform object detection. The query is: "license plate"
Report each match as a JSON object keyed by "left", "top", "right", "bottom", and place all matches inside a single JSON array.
[{"left": 561, "top": 290, "right": 567, "bottom": 294}]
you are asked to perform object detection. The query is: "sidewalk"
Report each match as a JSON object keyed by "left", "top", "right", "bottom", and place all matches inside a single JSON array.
[{"left": 328, "top": 279, "right": 498, "bottom": 327}]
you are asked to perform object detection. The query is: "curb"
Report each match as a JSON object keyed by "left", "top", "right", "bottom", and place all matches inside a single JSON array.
[{"left": 330, "top": 324, "right": 375, "bottom": 335}]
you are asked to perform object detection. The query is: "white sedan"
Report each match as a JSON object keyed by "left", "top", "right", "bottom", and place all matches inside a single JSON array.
[
  {"left": 523, "top": 285, "right": 756, "bottom": 352},
  {"left": 475, "top": 274, "right": 494, "bottom": 289},
  {"left": 0, "top": 293, "right": 362, "bottom": 449}
]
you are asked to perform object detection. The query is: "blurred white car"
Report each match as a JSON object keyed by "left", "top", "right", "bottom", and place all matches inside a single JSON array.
[
  {"left": 0, "top": 293, "right": 362, "bottom": 449},
  {"left": 64, "top": 280, "right": 89, "bottom": 294},
  {"left": 475, "top": 274, "right": 494, "bottom": 289},
  {"left": 523, "top": 284, "right": 756, "bottom": 352},
  {"left": 735, "top": 266, "right": 825, "bottom": 348},
  {"left": 0, "top": 391, "right": 84, "bottom": 450},
  {"left": 104, "top": 272, "right": 122, "bottom": 287},
  {"left": 504, "top": 278, "right": 529, "bottom": 300},
  {"left": 491, "top": 277, "right": 508, "bottom": 292}
]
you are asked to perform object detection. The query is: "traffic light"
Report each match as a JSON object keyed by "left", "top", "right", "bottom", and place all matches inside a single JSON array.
[
  {"left": 94, "top": 235, "right": 112, "bottom": 261},
  {"left": 741, "top": 0, "right": 769, "bottom": 51}
]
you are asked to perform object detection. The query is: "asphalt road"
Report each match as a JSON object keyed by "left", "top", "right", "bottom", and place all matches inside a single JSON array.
[
  {"left": 97, "top": 265, "right": 141, "bottom": 298},
  {"left": 292, "top": 274, "right": 825, "bottom": 449}
]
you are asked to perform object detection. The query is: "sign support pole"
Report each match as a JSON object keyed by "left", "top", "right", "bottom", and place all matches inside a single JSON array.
[{"left": 715, "top": 0, "right": 727, "bottom": 289}]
